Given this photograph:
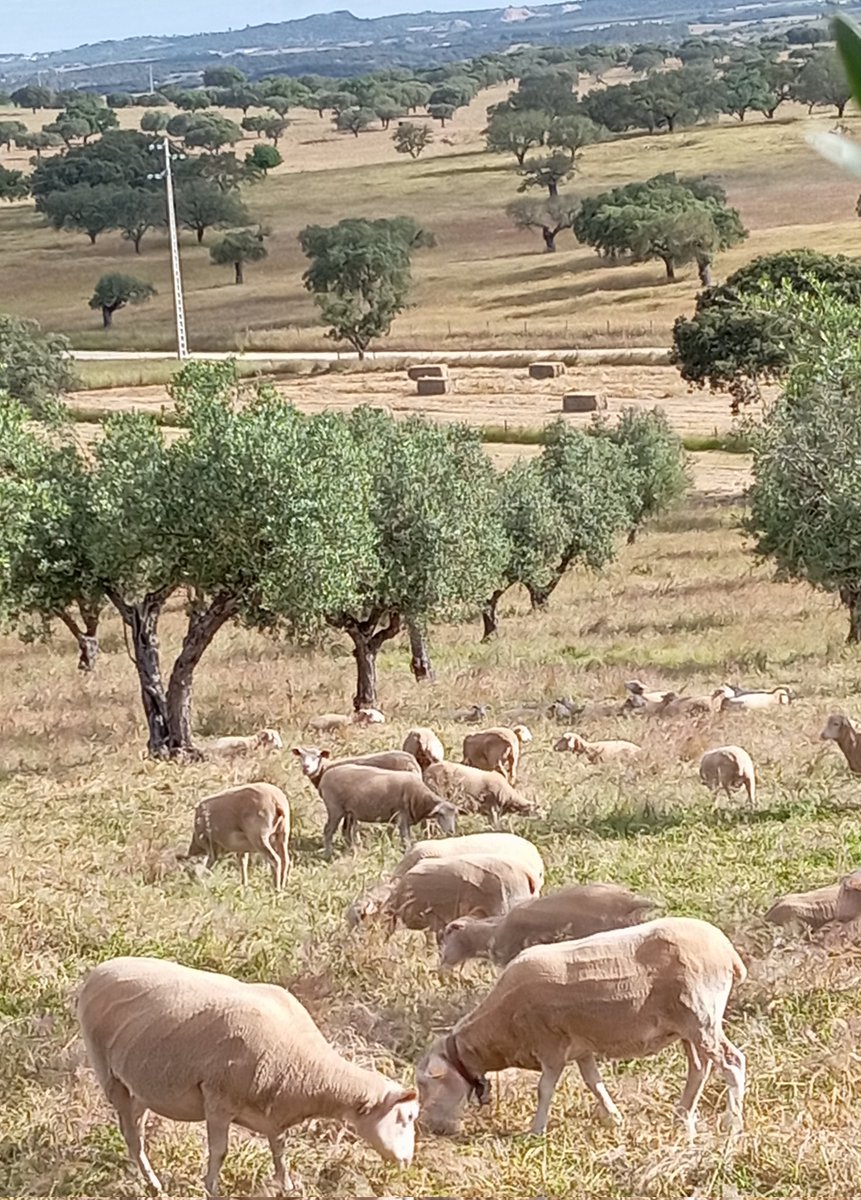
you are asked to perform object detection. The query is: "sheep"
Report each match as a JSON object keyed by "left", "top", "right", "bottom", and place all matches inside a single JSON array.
[
  {"left": 698, "top": 746, "right": 756, "bottom": 805},
  {"left": 453, "top": 703, "right": 489, "bottom": 723},
  {"left": 375, "top": 853, "right": 536, "bottom": 940},
  {"left": 718, "top": 686, "right": 792, "bottom": 712},
  {"left": 553, "top": 733, "right": 641, "bottom": 763},
  {"left": 625, "top": 680, "right": 672, "bottom": 705},
  {"left": 423, "top": 760, "right": 537, "bottom": 822},
  {"left": 763, "top": 883, "right": 840, "bottom": 931},
  {"left": 440, "top": 882, "right": 657, "bottom": 968},
  {"left": 657, "top": 693, "right": 714, "bottom": 717},
  {"left": 836, "top": 869, "right": 861, "bottom": 922},
  {"left": 547, "top": 697, "right": 582, "bottom": 721},
  {"left": 307, "top": 708, "right": 385, "bottom": 734},
  {"left": 179, "top": 783, "right": 290, "bottom": 890},
  {"left": 317, "top": 763, "right": 457, "bottom": 856},
  {"left": 78, "top": 956, "right": 418, "bottom": 1197},
  {"left": 346, "top": 832, "right": 545, "bottom": 926},
  {"left": 462, "top": 725, "right": 532, "bottom": 786},
  {"left": 416, "top": 916, "right": 746, "bottom": 1139},
  {"left": 206, "top": 728, "right": 283, "bottom": 758},
  {"left": 292, "top": 745, "right": 421, "bottom": 790},
  {"left": 402, "top": 727, "right": 445, "bottom": 770},
  {"left": 820, "top": 713, "right": 861, "bottom": 773}
]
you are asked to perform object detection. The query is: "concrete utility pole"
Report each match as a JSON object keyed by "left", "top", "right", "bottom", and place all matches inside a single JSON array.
[{"left": 147, "top": 138, "right": 189, "bottom": 361}]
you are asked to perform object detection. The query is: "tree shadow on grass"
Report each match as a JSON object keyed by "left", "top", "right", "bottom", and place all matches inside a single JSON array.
[{"left": 576, "top": 797, "right": 861, "bottom": 841}]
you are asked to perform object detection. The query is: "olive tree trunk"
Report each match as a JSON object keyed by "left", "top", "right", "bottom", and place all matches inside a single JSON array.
[
  {"left": 542, "top": 226, "right": 558, "bottom": 252},
  {"left": 841, "top": 586, "right": 861, "bottom": 644},
  {"left": 481, "top": 589, "right": 504, "bottom": 641},
  {"left": 338, "top": 611, "right": 401, "bottom": 710},
  {"left": 165, "top": 591, "right": 239, "bottom": 754},
  {"left": 407, "top": 619, "right": 433, "bottom": 682},
  {"left": 57, "top": 604, "right": 101, "bottom": 672},
  {"left": 108, "top": 588, "right": 173, "bottom": 757}
]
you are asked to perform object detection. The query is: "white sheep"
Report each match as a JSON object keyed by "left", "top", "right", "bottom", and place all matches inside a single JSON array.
[
  {"left": 462, "top": 725, "right": 532, "bottom": 786},
  {"left": 423, "top": 760, "right": 537, "bottom": 822},
  {"left": 207, "top": 728, "right": 283, "bottom": 758},
  {"left": 179, "top": 782, "right": 290, "bottom": 890},
  {"left": 452, "top": 703, "right": 490, "bottom": 723},
  {"left": 291, "top": 745, "right": 421, "bottom": 790},
  {"left": 553, "top": 733, "right": 641, "bottom": 763},
  {"left": 624, "top": 679, "right": 672, "bottom": 705},
  {"left": 718, "top": 686, "right": 792, "bottom": 712},
  {"left": 417, "top": 916, "right": 746, "bottom": 1138},
  {"left": 78, "top": 956, "right": 418, "bottom": 1197},
  {"left": 698, "top": 745, "right": 756, "bottom": 805},
  {"left": 764, "top": 883, "right": 839, "bottom": 930},
  {"left": 402, "top": 727, "right": 445, "bottom": 770},
  {"left": 307, "top": 708, "right": 385, "bottom": 734},
  {"left": 439, "top": 882, "right": 656, "bottom": 968},
  {"left": 317, "top": 763, "right": 457, "bottom": 856},
  {"left": 820, "top": 713, "right": 861, "bottom": 774}
]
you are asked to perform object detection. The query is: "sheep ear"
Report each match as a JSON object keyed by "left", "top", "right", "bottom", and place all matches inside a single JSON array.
[
  {"left": 291, "top": 748, "right": 301, "bottom": 757},
  {"left": 321, "top": 749, "right": 331, "bottom": 760}
]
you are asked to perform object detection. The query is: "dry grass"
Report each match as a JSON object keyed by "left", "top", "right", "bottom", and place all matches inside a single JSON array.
[
  {"left": 2, "top": 93, "right": 861, "bottom": 353},
  {"left": 5, "top": 469, "right": 861, "bottom": 1197}
]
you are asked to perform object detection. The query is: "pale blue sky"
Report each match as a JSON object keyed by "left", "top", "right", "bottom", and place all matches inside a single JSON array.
[{"left": 8, "top": 0, "right": 496, "bottom": 54}]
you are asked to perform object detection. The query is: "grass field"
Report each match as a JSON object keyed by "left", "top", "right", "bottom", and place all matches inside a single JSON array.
[
  {"left": 6, "top": 457, "right": 861, "bottom": 1198},
  {"left": 2, "top": 85, "right": 861, "bottom": 352}
]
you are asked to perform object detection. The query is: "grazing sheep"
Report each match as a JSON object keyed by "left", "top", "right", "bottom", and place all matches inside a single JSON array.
[
  {"left": 553, "top": 734, "right": 641, "bottom": 763},
  {"left": 698, "top": 746, "right": 756, "bottom": 805},
  {"left": 416, "top": 917, "right": 746, "bottom": 1138},
  {"left": 179, "top": 783, "right": 290, "bottom": 890},
  {"left": 837, "top": 870, "right": 861, "bottom": 922},
  {"left": 376, "top": 853, "right": 535, "bottom": 940},
  {"left": 78, "top": 957, "right": 418, "bottom": 1197},
  {"left": 764, "top": 884, "right": 840, "bottom": 931},
  {"left": 440, "top": 882, "right": 657, "bottom": 968},
  {"left": 462, "top": 725, "right": 532, "bottom": 786},
  {"left": 820, "top": 713, "right": 861, "bottom": 774},
  {"left": 346, "top": 833, "right": 545, "bottom": 926},
  {"left": 307, "top": 708, "right": 385, "bottom": 734},
  {"left": 317, "top": 764, "right": 457, "bottom": 856},
  {"left": 718, "top": 687, "right": 792, "bottom": 712},
  {"left": 207, "top": 728, "right": 283, "bottom": 758},
  {"left": 402, "top": 727, "right": 445, "bottom": 770},
  {"left": 424, "top": 760, "right": 536, "bottom": 822},
  {"left": 453, "top": 703, "right": 489, "bottom": 723},
  {"left": 292, "top": 746, "right": 420, "bottom": 790}
]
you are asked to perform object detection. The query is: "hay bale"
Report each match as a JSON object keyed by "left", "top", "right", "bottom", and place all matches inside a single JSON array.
[
  {"left": 529, "top": 361, "right": 565, "bottom": 380},
  {"left": 407, "top": 364, "right": 449, "bottom": 381},
  {"left": 417, "top": 377, "right": 451, "bottom": 396},
  {"left": 562, "top": 392, "right": 606, "bottom": 413}
]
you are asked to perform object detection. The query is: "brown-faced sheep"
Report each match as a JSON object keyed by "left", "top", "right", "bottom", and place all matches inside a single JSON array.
[
  {"left": 179, "top": 783, "right": 290, "bottom": 890},
  {"left": 820, "top": 713, "right": 861, "bottom": 774},
  {"left": 462, "top": 725, "right": 532, "bottom": 785}
]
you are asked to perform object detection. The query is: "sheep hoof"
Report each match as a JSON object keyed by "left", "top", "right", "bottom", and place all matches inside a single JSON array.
[
  {"left": 719, "top": 1111, "right": 743, "bottom": 1137},
  {"left": 597, "top": 1105, "right": 623, "bottom": 1128}
]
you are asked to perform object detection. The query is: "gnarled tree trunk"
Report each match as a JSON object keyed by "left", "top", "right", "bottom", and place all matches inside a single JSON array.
[
  {"left": 165, "top": 591, "right": 239, "bottom": 755},
  {"left": 108, "top": 588, "right": 173, "bottom": 758},
  {"left": 407, "top": 619, "right": 434, "bottom": 682},
  {"left": 542, "top": 225, "right": 557, "bottom": 252},
  {"left": 337, "top": 610, "right": 401, "bottom": 710},
  {"left": 697, "top": 257, "right": 713, "bottom": 287},
  {"left": 57, "top": 603, "right": 102, "bottom": 672},
  {"left": 527, "top": 582, "right": 552, "bottom": 611},
  {"left": 841, "top": 586, "right": 861, "bottom": 644},
  {"left": 482, "top": 589, "right": 504, "bottom": 641}
]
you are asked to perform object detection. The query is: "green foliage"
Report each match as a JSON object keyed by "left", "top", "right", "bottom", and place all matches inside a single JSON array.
[
  {"left": 203, "top": 66, "right": 246, "bottom": 89},
  {"left": 173, "top": 180, "right": 250, "bottom": 243},
  {"left": 106, "top": 93, "right": 133, "bottom": 109},
  {"left": 0, "top": 166, "right": 29, "bottom": 202},
  {"left": 335, "top": 106, "right": 378, "bottom": 136},
  {"left": 582, "top": 83, "right": 645, "bottom": 132},
  {"left": 392, "top": 122, "right": 434, "bottom": 158},
  {"left": 507, "top": 195, "right": 580, "bottom": 251},
  {"left": 30, "top": 131, "right": 159, "bottom": 206},
  {"left": 629, "top": 67, "right": 722, "bottom": 133},
  {"left": 299, "top": 216, "right": 434, "bottom": 357},
  {"left": 671, "top": 249, "right": 861, "bottom": 409},
  {"left": 746, "top": 287, "right": 861, "bottom": 641},
  {"left": 591, "top": 407, "right": 689, "bottom": 530},
  {"left": 546, "top": 114, "right": 604, "bottom": 157},
  {"left": 0, "top": 120, "right": 27, "bottom": 150},
  {"left": 510, "top": 68, "right": 579, "bottom": 117},
  {"left": 492, "top": 459, "right": 568, "bottom": 600},
  {"left": 173, "top": 90, "right": 212, "bottom": 113},
  {"left": 242, "top": 115, "right": 289, "bottom": 144},
  {"left": 427, "top": 103, "right": 456, "bottom": 126},
  {"left": 53, "top": 95, "right": 119, "bottom": 143},
  {"left": 718, "top": 58, "right": 774, "bottom": 120},
  {"left": 484, "top": 107, "right": 549, "bottom": 165},
  {"left": 245, "top": 144, "right": 282, "bottom": 174},
  {"left": 183, "top": 113, "right": 243, "bottom": 153},
  {"left": 42, "top": 183, "right": 118, "bottom": 244},
  {"left": 15, "top": 130, "right": 64, "bottom": 158},
  {"left": 10, "top": 85, "right": 54, "bottom": 112},
  {"left": 88, "top": 274, "right": 156, "bottom": 327},
  {"left": 107, "top": 187, "right": 164, "bottom": 253},
  {"left": 517, "top": 151, "right": 575, "bottom": 197},
  {"left": 209, "top": 228, "right": 269, "bottom": 283},
  {"left": 794, "top": 47, "right": 852, "bottom": 115},
  {"left": 0, "top": 313, "right": 75, "bottom": 416},
  {"left": 140, "top": 111, "right": 169, "bottom": 134}
]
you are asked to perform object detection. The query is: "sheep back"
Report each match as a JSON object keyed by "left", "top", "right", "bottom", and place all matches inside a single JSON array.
[
  {"left": 764, "top": 883, "right": 840, "bottom": 930},
  {"left": 189, "top": 783, "right": 289, "bottom": 855},
  {"left": 423, "top": 760, "right": 533, "bottom": 816},
  {"left": 390, "top": 854, "right": 534, "bottom": 933}
]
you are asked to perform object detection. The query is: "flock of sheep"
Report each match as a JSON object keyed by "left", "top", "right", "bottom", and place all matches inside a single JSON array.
[{"left": 76, "top": 678, "right": 861, "bottom": 1196}]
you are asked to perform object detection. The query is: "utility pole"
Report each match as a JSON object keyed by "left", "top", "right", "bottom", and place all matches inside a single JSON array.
[
  {"left": 147, "top": 138, "right": 189, "bottom": 360},
  {"left": 148, "top": 63, "right": 155, "bottom": 94}
]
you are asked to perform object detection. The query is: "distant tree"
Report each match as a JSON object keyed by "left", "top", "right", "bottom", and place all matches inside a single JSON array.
[
  {"left": 0, "top": 166, "right": 29, "bottom": 202},
  {"left": 759, "top": 58, "right": 796, "bottom": 118},
  {"left": 134, "top": 92, "right": 170, "bottom": 107},
  {"left": 216, "top": 85, "right": 263, "bottom": 116},
  {"left": 0, "top": 120, "right": 28, "bottom": 150},
  {"left": 511, "top": 68, "right": 579, "bottom": 117},
  {"left": 242, "top": 115, "right": 289, "bottom": 144},
  {"left": 106, "top": 92, "right": 134, "bottom": 109},
  {"left": 140, "top": 110, "right": 169, "bottom": 134},
  {"left": 427, "top": 80, "right": 476, "bottom": 110},
  {"left": 794, "top": 48, "right": 852, "bottom": 116},
  {"left": 166, "top": 113, "right": 193, "bottom": 138},
  {"left": 45, "top": 116, "right": 92, "bottom": 147},
  {"left": 30, "top": 130, "right": 159, "bottom": 204},
  {"left": 11, "top": 85, "right": 54, "bottom": 113},
  {"left": 183, "top": 113, "right": 243, "bottom": 153},
  {"left": 0, "top": 313, "right": 74, "bottom": 416},
  {"left": 203, "top": 66, "right": 247, "bottom": 89},
  {"left": 518, "top": 151, "right": 575, "bottom": 198},
  {"left": 42, "top": 184, "right": 116, "bottom": 244},
  {"left": 89, "top": 273, "right": 156, "bottom": 328},
  {"left": 786, "top": 22, "right": 828, "bottom": 45},
  {"left": 209, "top": 227, "right": 269, "bottom": 284},
  {"left": 174, "top": 179, "right": 250, "bottom": 243},
  {"left": 265, "top": 95, "right": 292, "bottom": 117},
  {"left": 397, "top": 80, "right": 433, "bottom": 113},
  {"left": 590, "top": 407, "right": 688, "bottom": 541},
  {"left": 178, "top": 150, "right": 258, "bottom": 193},
  {"left": 574, "top": 173, "right": 746, "bottom": 283},
  {"left": 631, "top": 67, "right": 722, "bottom": 133},
  {"left": 629, "top": 48, "right": 666, "bottom": 75},
  {"left": 393, "top": 122, "right": 434, "bottom": 158},
  {"left": 55, "top": 95, "right": 119, "bottom": 143},
  {"left": 374, "top": 98, "right": 406, "bottom": 130},
  {"left": 17, "top": 130, "right": 64, "bottom": 159},
  {"left": 547, "top": 114, "right": 604, "bottom": 158},
  {"left": 173, "top": 90, "right": 212, "bottom": 112},
  {"left": 677, "top": 37, "right": 725, "bottom": 66},
  {"left": 315, "top": 90, "right": 359, "bottom": 117},
  {"left": 110, "top": 186, "right": 164, "bottom": 253},
  {"left": 672, "top": 249, "right": 861, "bottom": 410},
  {"left": 484, "top": 108, "right": 549, "bottom": 165},
  {"left": 335, "top": 106, "right": 378, "bottom": 136},
  {"left": 427, "top": 103, "right": 456, "bottom": 127},
  {"left": 299, "top": 216, "right": 434, "bottom": 358},
  {"left": 582, "top": 83, "right": 644, "bottom": 133},
  {"left": 719, "top": 59, "right": 773, "bottom": 121},
  {"left": 508, "top": 195, "right": 580, "bottom": 252},
  {"left": 245, "top": 144, "right": 282, "bottom": 175}
]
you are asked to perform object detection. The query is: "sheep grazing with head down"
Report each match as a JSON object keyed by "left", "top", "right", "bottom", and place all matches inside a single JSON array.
[
  {"left": 764, "top": 883, "right": 840, "bottom": 931},
  {"left": 417, "top": 916, "right": 746, "bottom": 1139},
  {"left": 462, "top": 725, "right": 532, "bottom": 786},
  {"left": 317, "top": 763, "right": 457, "bottom": 856},
  {"left": 78, "top": 956, "right": 418, "bottom": 1197},
  {"left": 402, "top": 727, "right": 445, "bottom": 770},
  {"left": 698, "top": 746, "right": 756, "bottom": 805},
  {"left": 423, "top": 760, "right": 537, "bottom": 823},
  {"left": 207, "top": 728, "right": 283, "bottom": 759},
  {"left": 179, "top": 782, "right": 290, "bottom": 890}
]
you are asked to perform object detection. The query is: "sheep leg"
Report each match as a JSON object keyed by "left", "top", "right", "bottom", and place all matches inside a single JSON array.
[
  {"left": 576, "top": 1054, "right": 622, "bottom": 1127},
  {"left": 107, "top": 1079, "right": 163, "bottom": 1194},
  {"left": 675, "top": 1040, "right": 712, "bottom": 1140},
  {"left": 397, "top": 811, "right": 413, "bottom": 849},
  {"left": 322, "top": 812, "right": 341, "bottom": 859},
  {"left": 259, "top": 836, "right": 283, "bottom": 891},
  {"left": 717, "top": 1037, "right": 746, "bottom": 1133},
  {"left": 203, "top": 1111, "right": 232, "bottom": 1197},
  {"left": 238, "top": 853, "right": 249, "bottom": 888},
  {"left": 530, "top": 1061, "right": 563, "bottom": 1135},
  {"left": 268, "top": 1132, "right": 295, "bottom": 1195}
]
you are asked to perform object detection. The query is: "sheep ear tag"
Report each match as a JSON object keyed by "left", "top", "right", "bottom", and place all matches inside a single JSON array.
[{"left": 473, "top": 1076, "right": 492, "bottom": 1106}]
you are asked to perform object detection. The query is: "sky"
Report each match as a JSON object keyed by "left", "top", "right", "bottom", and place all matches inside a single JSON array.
[{"left": 7, "top": 0, "right": 498, "bottom": 55}]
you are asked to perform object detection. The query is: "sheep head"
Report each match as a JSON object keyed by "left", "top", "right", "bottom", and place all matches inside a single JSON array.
[
  {"left": 512, "top": 724, "right": 533, "bottom": 746},
  {"left": 554, "top": 733, "right": 585, "bottom": 754},
  {"left": 256, "top": 728, "right": 283, "bottom": 751},
  {"left": 292, "top": 745, "right": 331, "bottom": 784}
]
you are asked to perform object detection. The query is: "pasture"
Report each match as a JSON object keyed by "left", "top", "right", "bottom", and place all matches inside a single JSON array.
[{"left": 4, "top": 466, "right": 861, "bottom": 1198}]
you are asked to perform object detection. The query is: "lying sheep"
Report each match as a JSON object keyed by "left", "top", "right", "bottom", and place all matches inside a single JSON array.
[
  {"left": 307, "top": 708, "right": 385, "bottom": 734},
  {"left": 453, "top": 704, "right": 489, "bottom": 724},
  {"left": 179, "top": 782, "right": 290, "bottom": 890},
  {"left": 553, "top": 734, "right": 641, "bottom": 763},
  {"left": 377, "top": 853, "right": 535, "bottom": 940},
  {"left": 820, "top": 713, "right": 861, "bottom": 774},
  {"left": 837, "top": 869, "right": 861, "bottom": 922},
  {"left": 424, "top": 760, "right": 536, "bottom": 822},
  {"left": 547, "top": 697, "right": 582, "bottom": 722},
  {"left": 698, "top": 745, "right": 756, "bottom": 805},
  {"left": 718, "top": 686, "right": 791, "bottom": 712},
  {"left": 347, "top": 831, "right": 545, "bottom": 926},
  {"left": 440, "top": 882, "right": 656, "bottom": 968},
  {"left": 78, "top": 957, "right": 418, "bottom": 1197},
  {"left": 207, "top": 728, "right": 283, "bottom": 758},
  {"left": 625, "top": 680, "right": 671, "bottom": 705},
  {"left": 402, "top": 727, "right": 445, "bottom": 770},
  {"left": 416, "top": 916, "right": 746, "bottom": 1138},
  {"left": 462, "top": 725, "right": 532, "bottom": 786},
  {"left": 318, "top": 764, "right": 457, "bottom": 856},
  {"left": 764, "top": 883, "right": 840, "bottom": 931}
]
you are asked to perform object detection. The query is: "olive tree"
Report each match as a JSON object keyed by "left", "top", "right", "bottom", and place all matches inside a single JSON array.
[
  {"left": 209, "top": 227, "right": 268, "bottom": 284},
  {"left": 89, "top": 274, "right": 156, "bottom": 328},
  {"left": 507, "top": 195, "right": 579, "bottom": 252},
  {"left": 0, "top": 313, "right": 75, "bottom": 417},
  {"left": 590, "top": 407, "right": 689, "bottom": 541}
]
